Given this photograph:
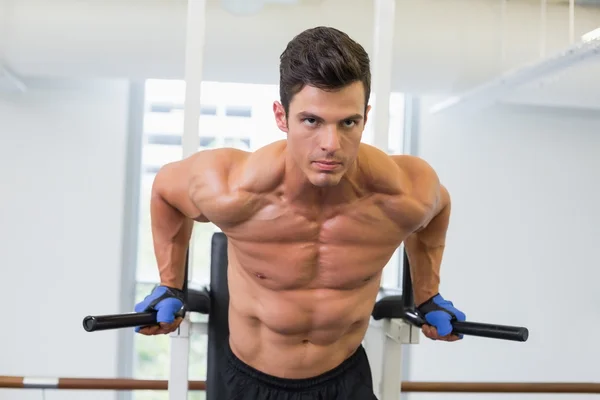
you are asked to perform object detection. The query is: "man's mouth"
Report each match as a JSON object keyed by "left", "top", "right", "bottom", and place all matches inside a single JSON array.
[{"left": 313, "top": 161, "right": 341, "bottom": 171}]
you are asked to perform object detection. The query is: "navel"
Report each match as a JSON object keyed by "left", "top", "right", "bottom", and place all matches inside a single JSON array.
[{"left": 255, "top": 272, "right": 267, "bottom": 280}]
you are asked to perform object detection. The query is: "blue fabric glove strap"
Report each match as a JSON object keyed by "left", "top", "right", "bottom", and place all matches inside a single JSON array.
[
  {"left": 134, "top": 285, "right": 185, "bottom": 332},
  {"left": 417, "top": 293, "right": 466, "bottom": 337}
]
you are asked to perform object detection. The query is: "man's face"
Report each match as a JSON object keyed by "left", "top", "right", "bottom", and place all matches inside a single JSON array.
[{"left": 273, "top": 81, "right": 370, "bottom": 188}]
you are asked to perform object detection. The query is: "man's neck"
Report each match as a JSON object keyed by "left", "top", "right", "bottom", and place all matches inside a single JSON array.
[
  {"left": 282, "top": 153, "right": 324, "bottom": 207},
  {"left": 282, "top": 151, "right": 361, "bottom": 209}
]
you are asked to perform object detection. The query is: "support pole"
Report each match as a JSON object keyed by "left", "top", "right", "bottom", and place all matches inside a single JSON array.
[
  {"left": 371, "top": 0, "right": 398, "bottom": 299},
  {"left": 569, "top": 0, "right": 575, "bottom": 45},
  {"left": 169, "top": 1, "right": 207, "bottom": 399},
  {"left": 365, "top": 0, "right": 398, "bottom": 397},
  {"left": 539, "top": 0, "right": 547, "bottom": 58},
  {"left": 169, "top": 319, "right": 192, "bottom": 400},
  {"left": 364, "top": 318, "right": 420, "bottom": 400},
  {"left": 182, "top": 0, "right": 206, "bottom": 160},
  {"left": 0, "top": 0, "right": 12, "bottom": 65},
  {"left": 370, "top": 0, "right": 396, "bottom": 153},
  {"left": 500, "top": 0, "right": 507, "bottom": 68},
  {"left": 381, "top": 320, "right": 420, "bottom": 399}
]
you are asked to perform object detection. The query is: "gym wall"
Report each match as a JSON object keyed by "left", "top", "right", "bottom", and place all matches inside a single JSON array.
[
  {"left": 404, "top": 101, "right": 600, "bottom": 400},
  {"left": 0, "top": 79, "right": 130, "bottom": 400}
]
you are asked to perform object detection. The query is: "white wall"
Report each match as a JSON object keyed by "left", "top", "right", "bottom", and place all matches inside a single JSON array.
[
  {"left": 0, "top": 78, "right": 130, "bottom": 400},
  {"left": 405, "top": 100, "right": 600, "bottom": 399}
]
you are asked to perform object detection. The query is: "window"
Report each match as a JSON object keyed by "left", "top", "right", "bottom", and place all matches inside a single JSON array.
[
  {"left": 149, "top": 103, "right": 217, "bottom": 115},
  {"left": 362, "top": 92, "right": 407, "bottom": 288},
  {"left": 225, "top": 105, "right": 252, "bottom": 118},
  {"left": 131, "top": 79, "right": 406, "bottom": 399}
]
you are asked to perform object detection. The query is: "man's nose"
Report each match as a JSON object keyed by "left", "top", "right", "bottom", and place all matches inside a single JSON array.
[{"left": 319, "top": 126, "right": 342, "bottom": 153}]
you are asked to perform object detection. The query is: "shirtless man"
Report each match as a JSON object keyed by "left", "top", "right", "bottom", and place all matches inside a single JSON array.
[{"left": 135, "top": 26, "right": 466, "bottom": 399}]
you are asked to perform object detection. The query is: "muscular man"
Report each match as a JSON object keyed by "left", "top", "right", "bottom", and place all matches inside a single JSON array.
[{"left": 135, "top": 26, "right": 466, "bottom": 399}]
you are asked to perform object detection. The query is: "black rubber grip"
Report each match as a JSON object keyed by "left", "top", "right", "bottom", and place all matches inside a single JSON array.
[
  {"left": 401, "top": 310, "right": 529, "bottom": 342},
  {"left": 452, "top": 321, "right": 529, "bottom": 342},
  {"left": 83, "top": 312, "right": 157, "bottom": 332}
]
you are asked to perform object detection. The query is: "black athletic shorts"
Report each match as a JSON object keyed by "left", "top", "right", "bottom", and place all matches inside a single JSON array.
[{"left": 222, "top": 342, "right": 378, "bottom": 400}]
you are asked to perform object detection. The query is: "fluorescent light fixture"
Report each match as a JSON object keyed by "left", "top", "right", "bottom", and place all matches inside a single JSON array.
[
  {"left": 582, "top": 27, "right": 600, "bottom": 43},
  {"left": 221, "top": 0, "right": 265, "bottom": 15},
  {"left": 221, "top": 0, "right": 299, "bottom": 15},
  {"left": 429, "top": 31, "right": 600, "bottom": 114}
]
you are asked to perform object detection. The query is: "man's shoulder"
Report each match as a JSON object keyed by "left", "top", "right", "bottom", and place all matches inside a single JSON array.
[
  {"left": 190, "top": 141, "right": 285, "bottom": 192},
  {"left": 193, "top": 146, "right": 250, "bottom": 166},
  {"left": 241, "top": 141, "right": 286, "bottom": 192},
  {"left": 358, "top": 144, "right": 442, "bottom": 203},
  {"left": 358, "top": 143, "right": 434, "bottom": 171},
  {"left": 388, "top": 154, "right": 439, "bottom": 182},
  {"left": 389, "top": 154, "right": 446, "bottom": 212},
  {"left": 358, "top": 144, "right": 439, "bottom": 186}
]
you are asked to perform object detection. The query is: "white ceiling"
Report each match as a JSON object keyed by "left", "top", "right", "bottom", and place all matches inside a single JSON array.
[{"left": 1, "top": 0, "right": 600, "bottom": 108}]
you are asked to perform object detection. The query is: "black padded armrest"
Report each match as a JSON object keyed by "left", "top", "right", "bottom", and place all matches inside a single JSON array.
[
  {"left": 371, "top": 288, "right": 405, "bottom": 320},
  {"left": 206, "top": 232, "right": 229, "bottom": 400},
  {"left": 188, "top": 287, "right": 210, "bottom": 314}
]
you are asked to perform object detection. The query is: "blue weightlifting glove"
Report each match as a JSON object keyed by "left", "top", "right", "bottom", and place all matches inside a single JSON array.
[
  {"left": 417, "top": 293, "right": 466, "bottom": 338},
  {"left": 134, "top": 285, "right": 185, "bottom": 332}
]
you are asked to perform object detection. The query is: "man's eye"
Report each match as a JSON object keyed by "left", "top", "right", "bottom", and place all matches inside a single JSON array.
[
  {"left": 303, "top": 118, "right": 318, "bottom": 126},
  {"left": 343, "top": 120, "right": 357, "bottom": 128}
]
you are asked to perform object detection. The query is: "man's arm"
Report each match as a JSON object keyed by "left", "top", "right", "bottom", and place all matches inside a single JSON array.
[
  {"left": 150, "top": 155, "right": 205, "bottom": 290},
  {"left": 135, "top": 150, "right": 237, "bottom": 336},
  {"left": 395, "top": 156, "right": 451, "bottom": 306},
  {"left": 404, "top": 184, "right": 450, "bottom": 306}
]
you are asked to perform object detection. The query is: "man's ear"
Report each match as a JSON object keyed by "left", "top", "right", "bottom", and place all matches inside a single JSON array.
[
  {"left": 273, "top": 101, "right": 288, "bottom": 133},
  {"left": 364, "top": 104, "right": 372, "bottom": 126}
]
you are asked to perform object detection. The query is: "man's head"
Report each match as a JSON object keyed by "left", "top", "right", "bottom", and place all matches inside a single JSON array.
[{"left": 273, "top": 26, "right": 371, "bottom": 188}]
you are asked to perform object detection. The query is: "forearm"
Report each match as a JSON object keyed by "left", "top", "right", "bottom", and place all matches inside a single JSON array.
[
  {"left": 150, "top": 190, "right": 194, "bottom": 290},
  {"left": 404, "top": 197, "right": 450, "bottom": 306}
]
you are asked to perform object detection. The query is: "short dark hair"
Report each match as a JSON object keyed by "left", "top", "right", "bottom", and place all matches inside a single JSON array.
[{"left": 279, "top": 26, "right": 371, "bottom": 115}]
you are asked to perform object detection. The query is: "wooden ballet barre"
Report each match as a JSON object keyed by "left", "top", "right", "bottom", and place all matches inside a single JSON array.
[
  {"left": 1, "top": 376, "right": 599, "bottom": 393},
  {"left": 402, "top": 381, "right": 600, "bottom": 393},
  {"left": 0, "top": 376, "right": 206, "bottom": 391}
]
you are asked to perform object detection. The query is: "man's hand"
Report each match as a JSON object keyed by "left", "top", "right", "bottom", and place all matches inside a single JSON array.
[
  {"left": 134, "top": 285, "right": 185, "bottom": 335},
  {"left": 417, "top": 293, "right": 466, "bottom": 342}
]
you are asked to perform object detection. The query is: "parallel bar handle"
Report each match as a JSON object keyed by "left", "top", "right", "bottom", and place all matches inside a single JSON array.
[
  {"left": 83, "top": 312, "right": 157, "bottom": 332},
  {"left": 402, "top": 311, "right": 529, "bottom": 342},
  {"left": 452, "top": 321, "right": 529, "bottom": 342}
]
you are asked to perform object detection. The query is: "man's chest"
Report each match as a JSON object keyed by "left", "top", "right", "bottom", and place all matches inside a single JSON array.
[
  {"left": 221, "top": 194, "right": 414, "bottom": 247},
  {"left": 217, "top": 194, "right": 429, "bottom": 289}
]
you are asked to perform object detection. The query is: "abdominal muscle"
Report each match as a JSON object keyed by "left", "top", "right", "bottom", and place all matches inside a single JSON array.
[{"left": 227, "top": 256, "right": 382, "bottom": 379}]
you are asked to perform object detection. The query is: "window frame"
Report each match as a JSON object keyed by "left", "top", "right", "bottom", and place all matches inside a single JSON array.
[{"left": 116, "top": 80, "right": 147, "bottom": 400}]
